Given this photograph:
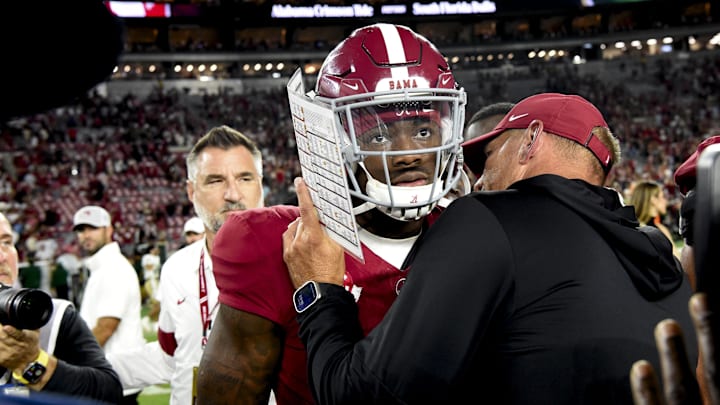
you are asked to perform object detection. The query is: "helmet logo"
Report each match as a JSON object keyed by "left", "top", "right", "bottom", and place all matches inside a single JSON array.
[
  {"left": 410, "top": 194, "right": 418, "bottom": 203},
  {"left": 376, "top": 76, "right": 430, "bottom": 92},
  {"left": 389, "top": 78, "right": 418, "bottom": 90}
]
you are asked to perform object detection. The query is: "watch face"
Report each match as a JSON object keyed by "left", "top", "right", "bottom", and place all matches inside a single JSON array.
[
  {"left": 293, "top": 281, "right": 320, "bottom": 313},
  {"left": 23, "top": 362, "right": 47, "bottom": 384}
]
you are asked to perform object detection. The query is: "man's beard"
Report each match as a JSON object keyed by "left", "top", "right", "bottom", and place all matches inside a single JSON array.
[{"left": 194, "top": 202, "right": 247, "bottom": 234}]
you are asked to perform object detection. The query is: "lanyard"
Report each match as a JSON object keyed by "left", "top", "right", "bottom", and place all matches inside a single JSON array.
[{"left": 199, "top": 249, "right": 210, "bottom": 348}]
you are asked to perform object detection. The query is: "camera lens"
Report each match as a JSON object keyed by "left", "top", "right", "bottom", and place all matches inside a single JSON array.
[
  {"left": 0, "top": 287, "right": 53, "bottom": 330},
  {"left": 10, "top": 290, "right": 53, "bottom": 330}
]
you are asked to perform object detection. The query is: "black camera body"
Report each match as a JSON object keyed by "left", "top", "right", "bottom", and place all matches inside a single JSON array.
[{"left": 0, "top": 284, "right": 53, "bottom": 330}]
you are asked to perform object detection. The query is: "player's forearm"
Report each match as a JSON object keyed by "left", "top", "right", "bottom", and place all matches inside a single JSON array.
[
  {"left": 196, "top": 361, "right": 273, "bottom": 405},
  {"left": 197, "top": 306, "right": 283, "bottom": 405}
]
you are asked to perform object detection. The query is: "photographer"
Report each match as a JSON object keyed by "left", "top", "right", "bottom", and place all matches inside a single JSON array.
[{"left": 0, "top": 212, "right": 122, "bottom": 403}]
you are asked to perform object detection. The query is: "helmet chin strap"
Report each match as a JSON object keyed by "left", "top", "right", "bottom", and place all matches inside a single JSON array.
[
  {"left": 352, "top": 201, "right": 377, "bottom": 216},
  {"left": 353, "top": 162, "right": 444, "bottom": 221}
]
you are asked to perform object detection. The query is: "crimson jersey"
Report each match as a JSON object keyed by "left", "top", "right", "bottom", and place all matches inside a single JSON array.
[{"left": 212, "top": 205, "right": 440, "bottom": 404}]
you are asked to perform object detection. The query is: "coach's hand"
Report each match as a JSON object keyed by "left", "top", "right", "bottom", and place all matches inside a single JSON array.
[{"left": 283, "top": 177, "right": 345, "bottom": 289}]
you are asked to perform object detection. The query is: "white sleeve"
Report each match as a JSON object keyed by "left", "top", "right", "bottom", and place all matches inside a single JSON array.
[{"left": 106, "top": 340, "right": 175, "bottom": 390}]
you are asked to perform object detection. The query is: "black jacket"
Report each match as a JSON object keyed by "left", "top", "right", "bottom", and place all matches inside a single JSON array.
[
  {"left": 34, "top": 304, "right": 122, "bottom": 404},
  {"left": 298, "top": 174, "right": 697, "bottom": 404}
]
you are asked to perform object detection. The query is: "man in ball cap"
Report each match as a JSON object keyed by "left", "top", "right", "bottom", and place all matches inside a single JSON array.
[
  {"left": 282, "top": 92, "right": 697, "bottom": 403},
  {"left": 72, "top": 205, "right": 144, "bottom": 404},
  {"left": 182, "top": 216, "right": 205, "bottom": 246},
  {"left": 462, "top": 92, "right": 616, "bottom": 191}
]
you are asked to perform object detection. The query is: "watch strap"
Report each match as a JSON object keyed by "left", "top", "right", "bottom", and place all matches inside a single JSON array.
[{"left": 13, "top": 349, "right": 49, "bottom": 385}]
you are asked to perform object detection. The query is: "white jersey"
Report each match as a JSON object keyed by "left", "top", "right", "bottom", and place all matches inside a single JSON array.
[
  {"left": 79, "top": 241, "right": 144, "bottom": 396},
  {"left": 157, "top": 238, "right": 219, "bottom": 405}
]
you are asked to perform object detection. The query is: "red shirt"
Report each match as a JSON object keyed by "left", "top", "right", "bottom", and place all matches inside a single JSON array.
[{"left": 212, "top": 205, "right": 439, "bottom": 404}]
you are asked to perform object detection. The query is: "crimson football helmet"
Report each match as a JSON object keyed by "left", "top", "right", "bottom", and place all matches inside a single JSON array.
[{"left": 309, "top": 23, "right": 467, "bottom": 221}]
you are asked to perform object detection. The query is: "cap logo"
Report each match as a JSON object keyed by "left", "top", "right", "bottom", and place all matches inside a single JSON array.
[{"left": 508, "top": 113, "right": 529, "bottom": 122}]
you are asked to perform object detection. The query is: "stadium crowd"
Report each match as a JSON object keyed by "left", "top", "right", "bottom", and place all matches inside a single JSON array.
[{"left": 1, "top": 50, "right": 718, "bottom": 273}]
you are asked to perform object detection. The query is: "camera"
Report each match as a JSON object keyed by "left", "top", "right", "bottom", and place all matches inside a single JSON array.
[{"left": 0, "top": 284, "right": 53, "bottom": 330}]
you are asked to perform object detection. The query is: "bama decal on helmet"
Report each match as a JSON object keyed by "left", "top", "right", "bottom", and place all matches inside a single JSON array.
[{"left": 375, "top": 76, "right": 431, "bottom": 92}]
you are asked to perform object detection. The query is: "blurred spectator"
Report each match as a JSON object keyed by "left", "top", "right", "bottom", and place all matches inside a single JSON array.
[
  {"left": 72, "top": 205, "right": 145, "bottom": 405},
  {"left": 56, "top": 246, "right": 82, "bottom": 307},
  {"left": 50, "top": 258, "right": 70, "bottom": 300},
  {"left": 182, "top": 216, "right": 205, "bottom": 247},
  {"left": 140, "top": 245, "right": 161, "bottom": 334},
  {"left": 18, "top": 253, "right": 41, "bottom": 289},
  {"left": 140, "top": 245, "right": 161, "bottom": 303},
  {"left": 628, "top": 180, "right": 679, "bottom": 258}
]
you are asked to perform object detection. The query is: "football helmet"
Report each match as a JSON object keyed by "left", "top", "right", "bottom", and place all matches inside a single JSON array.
[{"left": 310, "top": 23, "right": 467, "bottom": 221}]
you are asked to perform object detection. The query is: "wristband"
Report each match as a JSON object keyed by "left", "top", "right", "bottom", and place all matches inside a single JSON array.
[{"left": 13, "top": 349, "right": 49, "bottom": 385}]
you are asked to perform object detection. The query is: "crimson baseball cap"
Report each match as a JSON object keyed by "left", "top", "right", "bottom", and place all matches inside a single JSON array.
[
  {"left": 674, "top": 135, "right": 720, "bottom": 195},
  {"left": 462, "top": 93, "right": 613, "bottom": 175}
]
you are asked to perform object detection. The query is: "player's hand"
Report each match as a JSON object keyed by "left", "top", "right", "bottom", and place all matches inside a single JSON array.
[
  {"left": 690, "top": 293, "right": 720, "bottom": 404},
  {"left": 630, "top": 292, "right": 717, "bottom": 405},
  {"left": 283, "top": 177, "right": 345, "bottom": 289}
]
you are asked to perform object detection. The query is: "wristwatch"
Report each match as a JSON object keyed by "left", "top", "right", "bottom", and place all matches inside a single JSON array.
[
  {"left": 13, "top": 349, "right": 49, "bottom": 385},
  {"left": 293, "top": 281, "right": 324, "bottom": 313}
]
